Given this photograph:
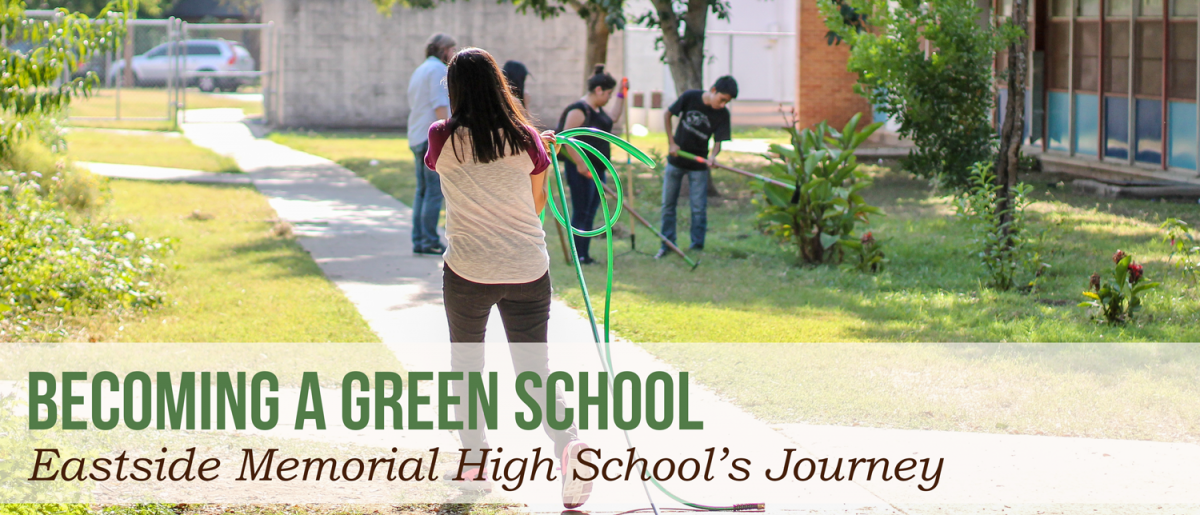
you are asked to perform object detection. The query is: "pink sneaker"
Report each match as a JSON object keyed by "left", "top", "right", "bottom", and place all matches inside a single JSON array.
[{"left": 560, "top": 441, "right": 594, "bottom": 509}]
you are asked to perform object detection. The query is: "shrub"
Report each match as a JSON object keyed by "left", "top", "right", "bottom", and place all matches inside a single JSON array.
[
  {"left": 839, "top": 230, "right": 887, "bottom": 273},
  {"left": 821, "top": 0, "right": 1013, "bottom": 190},
  {"left": 1080, "top": 250, "right": 1160, "bottom": 324},
  {"left": 0, "top": 171, "right": 172, "bottom": 341},
  {"left": 757, "top": 113, "right": 884, "bottom": 266},
  {"left": 1161, "top": 218, "right": 1199, "bottom": 283},
  {"left": 0, "top": 139, "right": 108, "bottom": 212},
  {"left": 954, "top": 161, "right": 1049, "bottom": 291}
]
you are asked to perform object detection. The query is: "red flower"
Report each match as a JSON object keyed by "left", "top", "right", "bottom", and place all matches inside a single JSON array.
[
  {"left": 861, "top": 231, "right": 875, "bottom": 246},
  {"left": 1112, "top": 249, "right": 1127, "bottom": 264},
  {"left": 1089, "top": 273, "right": 1101, "bottom": 292},
  {"left": 1128, "top": 263, "right": 1144, "bottom": 284}
]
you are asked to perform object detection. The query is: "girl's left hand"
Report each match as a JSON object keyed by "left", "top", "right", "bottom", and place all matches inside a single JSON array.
[{"left": 540, "top": 130, "right": 557, "bottom": 152}]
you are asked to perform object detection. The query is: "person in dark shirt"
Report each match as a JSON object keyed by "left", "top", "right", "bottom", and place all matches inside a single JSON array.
[
  {"left": 656, "top": 76, "right": 737, "bottom": 258},
  {"left": 556, "top": 64, "right": 627, "bottom": 265}
]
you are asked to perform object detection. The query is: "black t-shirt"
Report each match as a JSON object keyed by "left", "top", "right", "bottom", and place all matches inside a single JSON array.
[
  {"left": 555, "top": 100, "right": 614, "bottom": 172},
  {"left": 667, "top": 89, "right": 731, "bottom": 170}
]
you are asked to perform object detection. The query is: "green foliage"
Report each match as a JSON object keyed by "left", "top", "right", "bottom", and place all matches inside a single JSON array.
[
  {"left": 34, "top": 0, "right": 170, "bottom": 18},
  {"left": 0, "top": 170, "right": 172, "bottom": 340},
  {"left": 1080, "top": 250, "right": 1160, "bottom": 324},
  {"left": 0, "top": 392, "right": 93, "bottom": 505},
  {"left": 954, "top": 161, "right": 1049, "bottom": 292},
  {"left": 0, "top": 139, "right": 108, "bottom": 211},
  {"left": 756, "top": 113, "right": 884, "bottom": 266},
  {"left": 1161, "top": 218, "right": 1199, "bottom": 283},
  {"left": 0, "top": 1, "right": 130, "bottom": 153},
  {"left": 821, "top": 0, "right": 1016, "bottom": 190},
  {"left": 838, "top": 230, "right": 887, "bottom": 273}
]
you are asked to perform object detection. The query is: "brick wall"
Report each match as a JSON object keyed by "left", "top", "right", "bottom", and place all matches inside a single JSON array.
[{"left": 795, "top": 0, "right": 870, "bottom": 130}]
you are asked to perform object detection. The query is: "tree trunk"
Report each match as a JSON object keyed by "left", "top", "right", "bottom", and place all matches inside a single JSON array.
[
  {"left": 583, "top": 7, "right": 611, "bottom": 87},
  {"left": 995, "top": 0, "right": 1028, "bottom": 245},
  {"left": 648, "top": 0, "right": 709, "bottom": 94}
]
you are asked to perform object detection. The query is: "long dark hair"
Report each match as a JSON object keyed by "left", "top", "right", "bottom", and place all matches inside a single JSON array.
[{"left": 446, "top": 48, "right": 535, "bottom": 164}]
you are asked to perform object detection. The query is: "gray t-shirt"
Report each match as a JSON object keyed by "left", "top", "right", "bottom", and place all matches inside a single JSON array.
[
  {"left": 407, "top": 56, "right": 450, "bottom": 146},
  {"left": 425, "top": 121, "right": 552, "bottom": 284}
]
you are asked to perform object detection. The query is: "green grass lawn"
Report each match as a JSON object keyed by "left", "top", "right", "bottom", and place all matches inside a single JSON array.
[
  {"left": 67, "top": 130, "right": 240, "bottom": 172},
  {"left": 267, "top": 130, "right": 1200, "bottom": 442},
  {"left": 66, "top": 87, "right": 264, "bottom": 131}
]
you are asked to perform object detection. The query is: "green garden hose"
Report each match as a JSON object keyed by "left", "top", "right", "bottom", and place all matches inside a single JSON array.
[{"left": 542, "top": 127, "right": 763, "bottom": 513}]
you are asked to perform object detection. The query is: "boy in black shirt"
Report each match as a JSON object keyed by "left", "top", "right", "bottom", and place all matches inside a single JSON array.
[{"left": 656, "top": 75, "right": 738, "bottom": 258}]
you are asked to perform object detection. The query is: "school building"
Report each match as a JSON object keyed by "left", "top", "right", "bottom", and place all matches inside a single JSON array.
[{"left": 796, "top": 0, "right": 1200, "bottom": 184}]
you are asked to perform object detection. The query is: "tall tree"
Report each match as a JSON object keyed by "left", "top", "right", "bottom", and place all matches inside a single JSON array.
[
  {"left": 636, "top": 0, "right": 729, "bottom": 95},
  {"left": 372, "top": 0, "right": 625, "bottom": 84}
]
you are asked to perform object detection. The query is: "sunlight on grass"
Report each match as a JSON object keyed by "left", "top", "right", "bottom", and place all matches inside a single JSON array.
[
  {"left": 67, "top": 87, "right": 263, "bottom": 120},
  {"left": 67, "top": 131, "right": 240, "bottom": 172},
  {"left": 99, "top": 180, "right": 381, "bottom": 344}
]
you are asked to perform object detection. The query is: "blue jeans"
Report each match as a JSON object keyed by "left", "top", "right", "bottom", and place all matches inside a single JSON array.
[
  {"left": 660, "top": 163, "right": 708, "bottom": 251},
  {"left": 565, "top": 160, "right": 606, "bottom": 260},
  {"left": 411, "top": 141, "right": 444, "bottom": 250}
]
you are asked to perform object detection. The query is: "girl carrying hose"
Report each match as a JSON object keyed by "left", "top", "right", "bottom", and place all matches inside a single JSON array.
[
  {"left": 556, "top": 64, "right": 627, "bottom": 265},
  {"left": 424, "top": 47, "right": 593, "bottom": 508}
]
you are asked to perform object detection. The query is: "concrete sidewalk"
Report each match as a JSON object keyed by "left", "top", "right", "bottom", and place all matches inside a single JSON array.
[{"left": 159, "top": 109, "right": 1199, "bottom": 514}]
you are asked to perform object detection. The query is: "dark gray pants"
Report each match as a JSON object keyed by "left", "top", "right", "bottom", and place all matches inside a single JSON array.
[{"left": 442, "top": 265, "right": 579, "bottom": 467}]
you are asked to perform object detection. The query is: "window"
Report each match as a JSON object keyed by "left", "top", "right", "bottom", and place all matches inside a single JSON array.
[
  {"left": 1052, "top": 0, "right": 1071, "bottom": 17},
  {"left": 145, "top": 46, "right": 167, "bottom": 58},
  {"left": 1075, "top": 23, "right": 1101, "bottom": 91},
  {"left": 1049, "top": 22, "right": 1071, "bottom": 89},
  {"left": 1106, "top": 22, "right": 1131, "bottom": 94},
  {"left": 1136, "top": 22, "right": 1164, "bottom": 96},
  {"left": 1170, "top": 23, "right": 1198, "bottom": 99},
  {"left": 186, "top": 43, "right": 222, "bottom": 56},
  {"left": 1141, "top": 0, "right": 1164, "bottom": 16},
  {"left": 1109, "top": 0, "right": 1134, "bottom": 15},
  {"left": 1173, "top": 0, "right": 1198, "bottom": 16},
  {"left": 1079, "top": 0, "right": 1101, "bottom": 16}
]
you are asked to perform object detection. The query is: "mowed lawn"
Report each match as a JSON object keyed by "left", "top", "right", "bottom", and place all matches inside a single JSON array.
[
  {"left": 67, "top": 130, "right": 241, "bottom": 172},
  {"left": 268, "top": 130, "right": 1200, "bottom": 442},
  {"left": 66, "top": 87, "right": 264, "bottom": 130}
]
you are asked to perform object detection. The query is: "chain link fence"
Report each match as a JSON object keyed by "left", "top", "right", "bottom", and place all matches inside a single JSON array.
[{"left": 21, "top": 11, "right": 275, "bottom": 126}]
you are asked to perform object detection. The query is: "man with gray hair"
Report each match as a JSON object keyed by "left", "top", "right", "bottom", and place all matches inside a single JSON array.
[{"left": 407, "top": 33, "right": 457, "bottom": 255}]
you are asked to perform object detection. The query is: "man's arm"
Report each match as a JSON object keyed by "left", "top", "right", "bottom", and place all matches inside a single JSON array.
[
  {"left": 435, "top": 106, "right": 448, "bottom": 121},
  {"left": 709, "top": 140, "right": 722, "bottom": 163}
]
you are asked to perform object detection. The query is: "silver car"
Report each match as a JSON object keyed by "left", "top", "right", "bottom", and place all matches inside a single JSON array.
[{"left": 107, "top": 39, "right": 256, "bottom": 92}]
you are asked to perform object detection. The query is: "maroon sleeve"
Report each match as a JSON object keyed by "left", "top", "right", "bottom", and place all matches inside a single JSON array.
[
  {"left": 425, "top": 121, "right": 450, "bottom": 172},
  {"left": 526, "top": 125, "right": 551, "bottom": 175}
]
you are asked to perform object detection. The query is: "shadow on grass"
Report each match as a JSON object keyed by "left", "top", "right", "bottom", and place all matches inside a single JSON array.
[
  {"left": 548, "top": 169, "right": 1200, "bottom": 342},
  {"left": 218, "top": 234, "right": 330, "bottom": 280}
]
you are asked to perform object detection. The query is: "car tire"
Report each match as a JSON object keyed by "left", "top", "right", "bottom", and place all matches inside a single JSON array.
[{"left": 198, "top": 72, "right": 217, "bottom": 93}]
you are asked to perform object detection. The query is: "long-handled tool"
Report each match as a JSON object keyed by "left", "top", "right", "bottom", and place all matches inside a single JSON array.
[
  {"left": 543, "top": 128, "right": 763, "bottom": 514},
  {"left": 599, "top": 182, "right": 698, "bottom": 269},
  {"left": 675, "top": 149, "right": 796, "bottom": 191}
]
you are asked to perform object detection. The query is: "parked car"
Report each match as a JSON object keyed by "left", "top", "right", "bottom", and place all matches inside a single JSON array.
[{"left": 107, "top": 39, "right": 256, "bottom": 92}]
